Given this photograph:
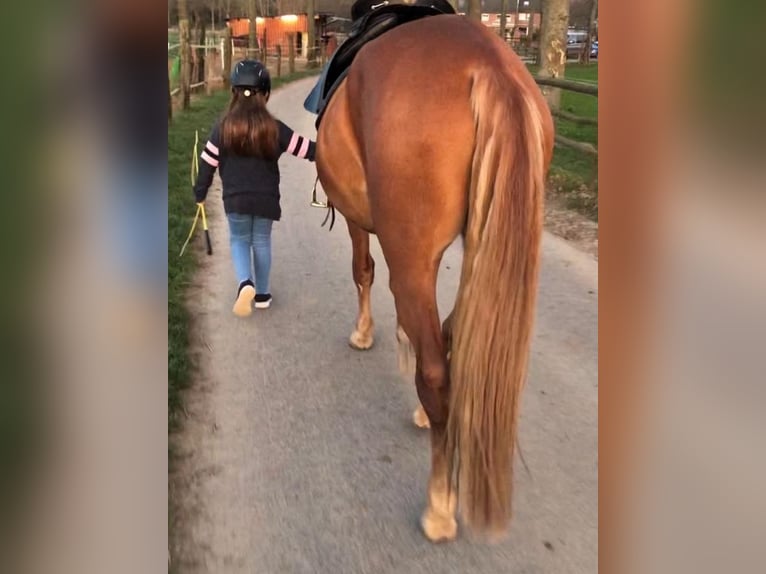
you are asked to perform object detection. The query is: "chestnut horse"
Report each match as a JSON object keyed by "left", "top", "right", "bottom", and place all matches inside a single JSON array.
[{"left": 316, "top": 15, "right": 554, "bottom": 541}]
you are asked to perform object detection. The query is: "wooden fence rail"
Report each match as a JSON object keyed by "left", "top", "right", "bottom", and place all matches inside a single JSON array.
[
  {"left": 554, "top": 134, "right": 598, "bottom": 156},
  {"left": 550, "top": 108, "right": 598, "bottom": 127},
  {"left": 533, "top": 76, "right": 598, "bottom": 97},
  {"left": 533, "top": 76, "right": 598, "bottom": 157}
]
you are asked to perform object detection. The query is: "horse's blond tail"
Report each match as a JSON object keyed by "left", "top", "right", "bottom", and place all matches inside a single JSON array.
[{"left": 446, "top": 65, "right": 550, "bottom": 535}]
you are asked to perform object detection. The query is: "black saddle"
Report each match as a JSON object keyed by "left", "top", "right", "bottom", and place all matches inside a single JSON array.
[{"left": 311, "top": 1, "right": 456, "bottom": 127}]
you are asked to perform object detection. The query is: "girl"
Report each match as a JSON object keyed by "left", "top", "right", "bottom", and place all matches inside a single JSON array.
[{"left": 194, "top": 60, "right": 316, "bottom": 317}]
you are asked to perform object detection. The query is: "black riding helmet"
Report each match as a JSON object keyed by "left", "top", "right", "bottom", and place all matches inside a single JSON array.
[{"left": 230, "top": 60, "right": 271, "bottom": 94}]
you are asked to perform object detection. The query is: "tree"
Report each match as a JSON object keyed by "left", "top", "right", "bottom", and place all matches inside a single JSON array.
[
  {"left": 178, "top": 0, "right": 192, "bottom": 110},
  {"left": 248, "top": 0, "right": 257, "bottom": 56},
  {"left": 307, "top": 0, "right": 317, "bottom": 67},
  {"left": 223, "top": 23, "right": 233, "bottom": 85},
  {"left": 538, "top": 0, "right": 569, "bottom": 109},
  {"left": 168, "top": 68, "right": 173, "bottom": 121},
  {"left": 466, "top": 0, "right": 481, "bottom": 21},
  {"left": 583, "top": 0, "right": 597, "bottom": 64},
  {"left": 499, "top": 0, "right": 508, "bottom": 41},
  {"left": 191, "top": 8, "right": 207, "bottom": 85},
  {"left": 567, "top": 0, "right": 593, "bottom": 29}
]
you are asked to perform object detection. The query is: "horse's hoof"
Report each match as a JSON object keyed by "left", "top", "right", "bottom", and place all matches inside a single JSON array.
[
  {"left": 349, "top": 330, "right": 374, "bottom": 350},
  {"left": 413, "top": 405, "right": 431, "bottom": 429},
  {"left": 421, "top": 508, "right": 458, "bottom": 543}
]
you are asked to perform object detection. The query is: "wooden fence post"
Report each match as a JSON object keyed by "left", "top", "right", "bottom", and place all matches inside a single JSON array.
[
  {"left": 288, "top": 33, "right": 295, "bottom": 74},
  {"left": 276, "top": 44, "right": 282, "bottom": 78}
]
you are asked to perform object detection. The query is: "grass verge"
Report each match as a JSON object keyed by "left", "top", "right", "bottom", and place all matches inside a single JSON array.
[
  {"left": 551, "top": 64, "right": 598, "bottom": 220},
  {"left": 529, "top": 63, "right": 598, "bottom": 220}
]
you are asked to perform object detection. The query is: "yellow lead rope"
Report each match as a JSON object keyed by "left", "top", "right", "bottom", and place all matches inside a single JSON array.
[
  {"left": 179, "top": 203, "right": 204, "bottom": 257},
  {"left": 180, "top": 130, "right": 213, "bottom": 256},
  {"left": 190, "top": 130, "right": 199, "bottom": 186}
]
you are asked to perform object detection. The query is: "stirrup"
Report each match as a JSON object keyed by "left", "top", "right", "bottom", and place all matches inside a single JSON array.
[{"left": 310, "top": 177, "right": 328, "bottom": 208}]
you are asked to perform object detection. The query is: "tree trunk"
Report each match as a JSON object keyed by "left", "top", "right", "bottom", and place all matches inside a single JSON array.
[
  {"left": 260, "top": 30, "right": 267, "bottom": 63},
  {"left": 538, "top": 0, "right": 569, "bottom": 110},
  {"left": 466, "top": 0, "right": 481, "bottom": 21},
  {"left": 499, "top": 0, "right": 508, "bottom": 41},
  {"left": 288, "top": 32, "right": 295, "bottom": 74},
  {"left": 194, "top": 34, "right": 201, "bottom": 86},
  {"left": 192, "top": 11, "right": 206, "bottom": 85},
  {"left": 178, "top": 0, "right": 192, "bottom": 110},
  {"left": 584, "top": 0, "right": 597, "bottom": 65},
  {"left": 223, "top": 24, "right": 233, "bottom": 86},
  {"left": 248, "top": 0, "right": 258, "bottom": 59},
  {"left": 307, "top": 0, "right": 317, "bottom": 67},
  {"left": 168, "top": 68, "right": 173, "bottom": 121}
]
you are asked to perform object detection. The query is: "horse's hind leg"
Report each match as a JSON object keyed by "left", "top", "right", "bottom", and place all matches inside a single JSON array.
[
  {"left": 406, "top": 308, "right": 455, "bottom": 430},
  {"left": 395, "top": 322, "right": 430, "bottom": 428},
  {"left": 347, "top": 220, "right": 375, "bottom": 350},
  {"left": 388, "top": 266, "right": 457, "bottom": 542},
  {"left": 408, "top": 309, "right": 456, "bottom": 429}
]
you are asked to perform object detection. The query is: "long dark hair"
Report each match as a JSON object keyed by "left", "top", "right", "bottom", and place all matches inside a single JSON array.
[{"left": 220, "top": 87, "right": 279, "bottom": 159}]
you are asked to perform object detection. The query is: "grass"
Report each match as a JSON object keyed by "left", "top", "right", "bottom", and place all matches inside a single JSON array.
[
  {"left": 551, "top": 64, "right": 598, "bottom": 220},
  {"left": 168, "top": 89, "right": 228, "bottom": 430},
  {"left": 528, "top": 63, "right": 599, "bottom": 220},
  {"left": 168, "top": 71, "right": 317, "bottom": 431}
]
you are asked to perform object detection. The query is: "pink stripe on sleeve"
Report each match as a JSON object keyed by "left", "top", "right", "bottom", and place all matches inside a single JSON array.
[
  {"left": 286, "top": 133, "right": 300, "bottom": 155},
  {"left": 200, "top": 151, "right": 219, "bottom": 167},
  {"left": 298, "top": 137, "right": 309, "bottom": 159},
  {"left": 205, "top": 141, "right": 219, "bottom": 155}
]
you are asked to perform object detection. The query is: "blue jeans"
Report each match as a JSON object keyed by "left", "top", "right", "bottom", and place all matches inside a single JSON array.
[{"left": 226, "top": 213, "right": 273, "bottom": 294}]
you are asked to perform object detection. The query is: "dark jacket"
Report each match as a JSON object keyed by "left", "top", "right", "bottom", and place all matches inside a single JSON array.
[{"left": 193, "top": 120, "right": 316, "bottom": 221}]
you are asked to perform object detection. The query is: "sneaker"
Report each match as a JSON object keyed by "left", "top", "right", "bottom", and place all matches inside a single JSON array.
[
  {"left": 254, "top": 293, "right": 272, "bottom": 309},
  {"left": 233, "top": 280, "right": 255, "bottom": 317}
]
